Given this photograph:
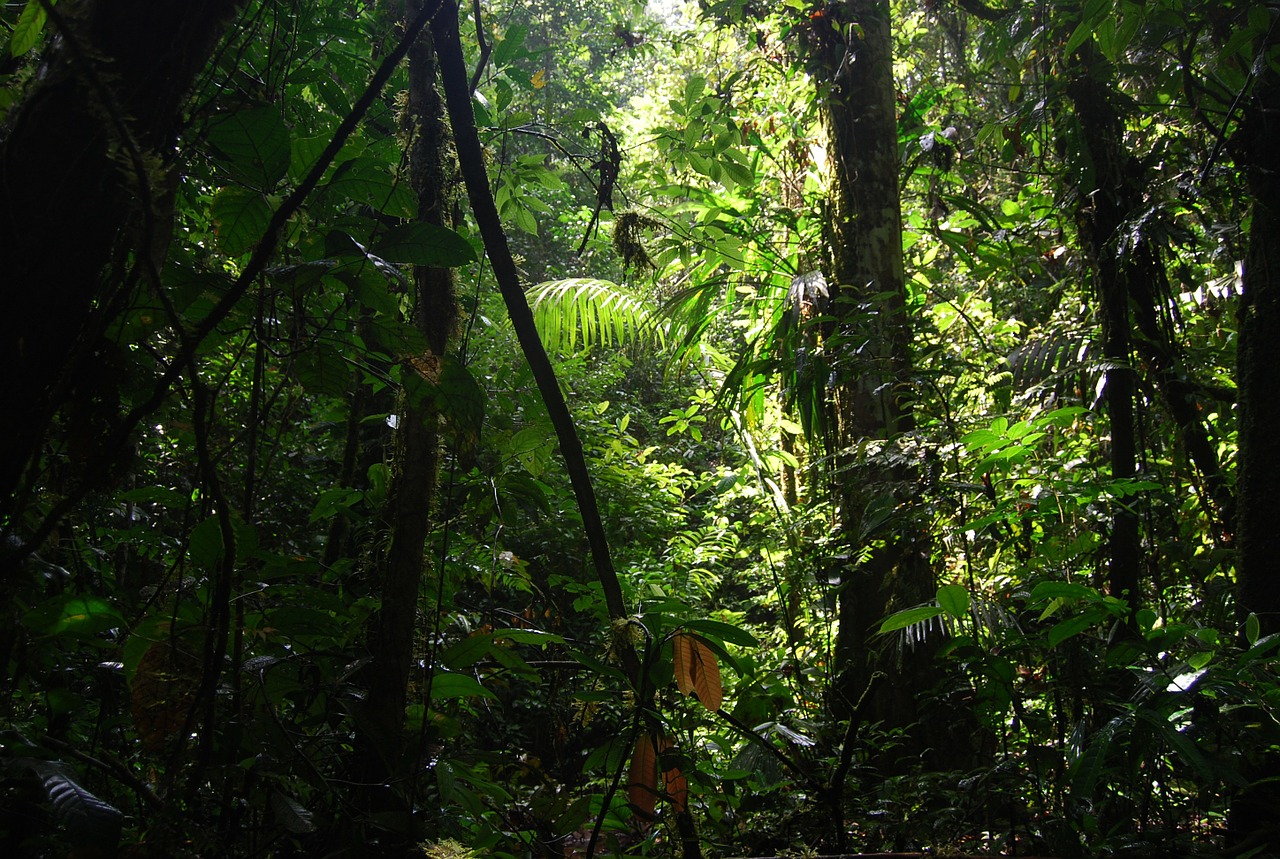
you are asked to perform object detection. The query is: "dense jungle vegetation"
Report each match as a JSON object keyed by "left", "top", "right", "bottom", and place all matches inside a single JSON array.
[{"left": 2, "top": 0, "right": 1279, "bottom": 856}]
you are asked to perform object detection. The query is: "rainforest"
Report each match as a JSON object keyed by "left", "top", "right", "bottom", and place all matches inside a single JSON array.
[{"left": 1, "top": 0, "right": 1277, "bottom": 857}]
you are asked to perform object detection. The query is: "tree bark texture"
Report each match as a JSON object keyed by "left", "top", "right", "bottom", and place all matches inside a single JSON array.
[
  {"left": 805, "top": 0, "right": 935, "bottom": 756},
  {"left": 0, "top": 0, "right": 246, "bottom": 512},
  {"left": 1236, "top": 44, "right": 1280, "bottom": 640}
]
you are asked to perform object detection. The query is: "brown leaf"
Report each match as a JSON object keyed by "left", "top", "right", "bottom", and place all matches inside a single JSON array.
[
  {"left": 664, "top": 762, "right": 688, "bottom": 814},
  {"left": 672, "top": 632, "right": 697, "bottom": 696},
  {"left": 673, "top": 633, "right": 722, "bottom": 711},
  {"left": 692, "top": 636, "right": 723, "bottom": 711},
  {"left": 626, "top": 733, "right": 658, "bottom": 820},
  {"left": 129, "top": 635, "right": 201, "bottom": 752}
]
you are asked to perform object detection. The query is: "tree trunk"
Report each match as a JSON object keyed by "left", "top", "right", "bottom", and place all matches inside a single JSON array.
[
  {"left": 1062, "top": 41, "right": 1143, "bottom": 607},
  {"left": 354, "top": 0, "right": 458, "bottom": 834},
  {"left": 0, "top": 0, "right": 245, "bottom": 513},
  {"left": 1236, "top": 28, "right": 1280, "bottom": 641},
  {"left": 805, "top": 0, "right": 935, "bottom": 764}
]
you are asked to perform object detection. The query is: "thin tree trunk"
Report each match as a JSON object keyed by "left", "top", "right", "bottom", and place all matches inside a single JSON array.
[
  {"left": 355, "top": 0, "right": 458, "bottom": 830},
  {"left": 1063, "top": 41, "right": 1142, "bottom": 607},
  {"left": 432, "top": 0, "right": 639, "bottom": 680}
]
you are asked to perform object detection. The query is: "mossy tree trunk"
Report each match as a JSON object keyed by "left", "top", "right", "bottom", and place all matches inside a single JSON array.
[
  {"left": 804, "top": 0, "right": 936, "bottom": 761},
  {"left": 353, "top": 0, "right": 458, "bottom": 839}
]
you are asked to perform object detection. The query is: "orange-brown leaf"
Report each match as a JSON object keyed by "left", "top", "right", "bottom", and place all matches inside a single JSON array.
[
  {"left": 626, "top": 734, "right": 658, "bottom": 820},
  {"left": 691, "top": 634, "right": 721, "bottom": 706},
  {"left": 672, "top": 633, "right": 697, "bottom": 696},
  {"left": 664, "top": 763, "right": 688, "bottom": 813}
]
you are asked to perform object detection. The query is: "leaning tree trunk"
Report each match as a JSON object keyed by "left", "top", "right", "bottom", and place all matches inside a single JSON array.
[
  {"left": 804, "top": 0, "right": 935, "bottom": 785},
  {"left": 0, "top": 0, "right": 246, "bottom": 516}
]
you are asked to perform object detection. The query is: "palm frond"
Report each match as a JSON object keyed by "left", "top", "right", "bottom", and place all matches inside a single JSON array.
[{"left": 527, "top": 278, "right": 665, "bottom": 355}]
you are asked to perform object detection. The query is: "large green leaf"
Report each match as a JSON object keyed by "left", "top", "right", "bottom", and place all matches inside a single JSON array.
[
  {"left": 188, "top": 515, "right": 225, "bottom": 571},
  {"left": 680, "top": 618, "right": 757, "bottom": 648},
  {"left": 22, "top": 595, "right": 123, "bottom": 637},
  {"left": 326, "top": 156, "right": 416, "bottom": 217},
  {"left": 210, "top": 187, "right": 272, "bottom": 255},
  {"left": 9, "top": 0, "right": 48, "bottom": 56},
  {"left": 937, "top": 584, "right": 970, "bottom": 621},
  {"left": 293, "top": 344, "right": 352, "bottom": 398},
  {"left": 205, "top": 105, "right": 291, "bottom": 190},
  {"left": 879, "top": 605, "right": 945, "bottom": 634},
  {"left": 430, "top": 672, "right": 498, "bottom": 701},
  {"left": 371, "top": 222, "right": 477, "bottom": 267}
]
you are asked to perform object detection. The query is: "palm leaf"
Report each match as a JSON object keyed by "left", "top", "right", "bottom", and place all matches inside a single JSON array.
[{"left": 527, "top": 278, "right": 665, "bottom": 355}]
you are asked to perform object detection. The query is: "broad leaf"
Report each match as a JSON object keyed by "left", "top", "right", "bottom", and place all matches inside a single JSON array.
[
  {"left": 211, "top": 187, "right": 272, "bottom": 255},
  {"left": 205, "top": 105, "right": 291, "bottom": 190},
  {"left": 372, "top": 222, "right": 477, "bottom": 267},
  {"left": 627, "top": 733, "right": 658, "bottom": 819},
  {"left": 9, "top": 0, "right": 47, "bottom": 57},
  {"left": 430, "top": 672, "right": 498, "bottom": 701},
  {"left": 672, "top": 633, "right": 723, "bottom": 711},
  {"left": 937, "top": 584, "right": 970, "bottom": 621},
  {"left": 23, "top": 595, "right": 123, "bottom": 637}
]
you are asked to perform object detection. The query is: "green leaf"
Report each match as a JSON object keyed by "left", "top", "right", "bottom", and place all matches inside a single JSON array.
[
  {"left": 267, "top": 606, "right": 342, "bottom": 642},
  {"left": 510, "top": 424, "right": 554, "bottom": 477},
  {"left": 437, "top": 356, "right": 486, "bottom": 451},
  {"left": 289, "top": 135, "right": 331, "bottom": 184},
  {"left": 1047, "top": 609, "right": 1104, "bottom": 647},
  {"left": 1064, "top": 0, "right": 1114, "bottom": 56},
  {"left": 1246, "top": 612, "right": 1261, "bottom": 646},
  {"left": 937, "top": 584, "right": 970, "bottom": 621},
  {"left": 498, "top": 629, "right": 566, "bottom": 645},
  {"left": 1030, "top": 581, "right": 1098, "bottom": 603},
  {"left": 120, "top": 486, "right": 189, "bottom": 507},
  {"left": 293, "top": 344, "right": 352, "bottom": 398},
  {"left": 684, "top": 75, "right": 706, "bottom": 109},
  {"left": 1134, "top": 708, "right": 1215, "bottom": 782},
  {"left": 680, "top": 618, "right": 757, "bottom": 648},
  {"left": 430, "top": 672, "right": 498, "bottom": 701},
  {"left": 22, "top": 595, "right": 123, "bottom": 637},
  {"left": 327, "top": 157, "right": 416, "bottom": 217},
  {"left": 1070, "top": 716, "right": 1123, "bottom": 799},
  {"left": 440, "top": 635, "right": 494, "bottom": 671},
  {"left": 188, "top": 515, "right": 226, "bottom": 571},
  {"left": 879, "top": 605, "right": 945, "bottom": 634},
  {"left": 529, "top": 278, "right": 662, "bottom": 354},
  {"left": 9, "top": 0, "right": 48, "bottom": 57},
  {"left": 493, "top": 23, "right": 529, "bottom": 68},
  {"left": 211, "top": 187, "right": 272, "bottom": 256},
  {"left": 205, "top": 105, "right": 291, "bottom": 190},
  {"left": 371, "top": 222, "right": 477, "bottom": 267}
]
